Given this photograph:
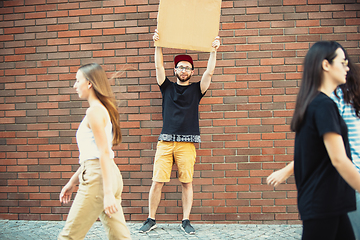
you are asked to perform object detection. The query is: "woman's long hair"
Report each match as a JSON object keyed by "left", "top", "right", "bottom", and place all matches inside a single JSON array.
[
  {"left": 336, "top": 56, "right": 360, "bottom": 118},
  {"left": 290, "top": 41, "right": 346, "bottom": 132},
  {"left": 79, "top": 63, "right": 122, "bottom": 145}
]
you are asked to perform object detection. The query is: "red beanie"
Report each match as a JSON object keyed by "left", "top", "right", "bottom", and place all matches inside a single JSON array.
[{"left": 174, "top": 55, "right": 194, "bottom": 69}]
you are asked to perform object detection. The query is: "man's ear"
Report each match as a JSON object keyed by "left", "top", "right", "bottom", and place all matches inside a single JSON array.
[{"left": 322, "top": 59, "right": 330, "bottom": 72}]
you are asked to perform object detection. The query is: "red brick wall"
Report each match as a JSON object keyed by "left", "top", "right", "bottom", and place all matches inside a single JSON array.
[{"left": 1, "top": 0, "right": 359, "bottom": 223}]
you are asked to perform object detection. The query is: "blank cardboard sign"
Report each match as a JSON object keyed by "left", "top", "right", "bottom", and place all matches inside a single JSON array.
[{"left": 154, "top": 0, "right": 222, "bottom": 52}]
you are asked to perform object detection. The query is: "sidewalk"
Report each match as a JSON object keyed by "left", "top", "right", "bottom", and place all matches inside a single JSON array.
[{"left": 0, "top": 219, "right": 302, "bottom": 239}]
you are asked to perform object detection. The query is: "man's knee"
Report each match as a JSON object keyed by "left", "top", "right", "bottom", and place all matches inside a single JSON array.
[
  {"left": 181, "top": 182, "right": 192, "bottom": 190},
  {"left": 151, "top": 181, "right": 164, "bottom": 190}
]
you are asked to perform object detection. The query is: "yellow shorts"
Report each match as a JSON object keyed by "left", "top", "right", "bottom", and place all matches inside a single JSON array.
[{"left": 152, "top": 141, "right": 196, "bottom": 183}]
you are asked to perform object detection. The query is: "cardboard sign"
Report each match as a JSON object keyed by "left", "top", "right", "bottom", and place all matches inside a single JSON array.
[{"left": 155, "top": 0, "right": 222, "bottom": 52}]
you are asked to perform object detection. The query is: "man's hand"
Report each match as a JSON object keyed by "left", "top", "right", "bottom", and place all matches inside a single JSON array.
[
  {"left": 153, "top": 29, "right": 159, "bottom": 42},
  {"left": 212, "top": 36, "right": 220, "bottom": 51}
]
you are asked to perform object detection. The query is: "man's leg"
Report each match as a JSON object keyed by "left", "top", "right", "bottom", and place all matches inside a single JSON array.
[
  {"left": 139, "top": 181, "right": 164, "bottom": 233},
  {"left": 175, "top": 142, "right": 196, "bottom": 221},
  {"left": 175, "top": 142, "right": 196, "bottom": 235},
  {"left": 180, "top": 181, "right": 195, "bottom": 235},
  {"left": 140, "top": 141, "right": 173, "bottom": 233},
  {"left": 181, "top": 182, "right": 193, "bottom": 220},
  {"left": 148, "top": 141, "right": 173, "bottom": 220},
  {"left": 149, "top": 181, "right": 164, "bottom": 219}
]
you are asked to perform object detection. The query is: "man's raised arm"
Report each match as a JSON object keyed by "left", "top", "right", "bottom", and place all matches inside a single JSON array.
[
  {"left": 200, "top": 37, "right": 220, "bottom": 94},
  {"left": 153, "top": 30, "right": 166, "bottom": 86}
]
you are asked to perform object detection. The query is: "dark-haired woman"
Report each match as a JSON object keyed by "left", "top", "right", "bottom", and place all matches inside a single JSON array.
[
  {"left": 331, "top": 58, "right": 360, "bottom": 240},
  {"left": 58, "top": 63, "right": 131, "bottom": 240},
  {"left": 267, "top": 41, "right": 360, "bottom": 240}
]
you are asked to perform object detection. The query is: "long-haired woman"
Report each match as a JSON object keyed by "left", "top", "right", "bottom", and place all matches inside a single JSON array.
[
  {"left": 268, "top": 41, "right": 360, "bottom": 239},
  {"left": 332, "top": 57, "right": 360, "bottom": 240},
  {"left": 58, "top": 63, "right": 131, "bottom": 240}
]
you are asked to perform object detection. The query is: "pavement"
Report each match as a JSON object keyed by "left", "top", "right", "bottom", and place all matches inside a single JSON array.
[{"left": 0, "top": 219, "right": 302, "bottom": 239}]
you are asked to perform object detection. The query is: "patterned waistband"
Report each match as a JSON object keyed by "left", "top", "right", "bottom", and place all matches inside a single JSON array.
[{"left": 158, "top": 134, "right": 201, "bottom": 143}]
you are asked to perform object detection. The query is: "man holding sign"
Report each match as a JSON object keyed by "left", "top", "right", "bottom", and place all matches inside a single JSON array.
[{"left": 139, "top": 30, "right": 220, "bottom": 235}]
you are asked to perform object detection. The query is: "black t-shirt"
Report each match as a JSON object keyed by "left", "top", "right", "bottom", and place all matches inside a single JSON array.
[
  {"left": 294, "top": 92, "right": 355, "bottom": 220},
  {"left": 158, "top": 77, "right": 205, "bottom": 142}
]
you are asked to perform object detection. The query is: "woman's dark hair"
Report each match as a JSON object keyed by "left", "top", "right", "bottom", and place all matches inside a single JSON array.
[
  {"left": 335, "top": 56, "right": 360, "bottom": 118},
  {"left": 290, "top": 41, "right": 346, "bottom": 132}
]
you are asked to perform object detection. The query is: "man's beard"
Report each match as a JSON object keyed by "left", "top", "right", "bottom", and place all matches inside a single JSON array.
[{"left": 175, "top": 73, "right": 192, "bottom": 82}]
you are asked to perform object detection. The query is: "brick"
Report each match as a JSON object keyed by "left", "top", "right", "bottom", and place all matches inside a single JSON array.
[
  {"left": 58, "top": 31, "right": 79, "bottom": 38},
  {"left": 296, "top": 20, "right": 320, "bottom": 27},
  {"left": 93, "top": 50, "right": 115, "bottom": 57},
  {"left": 91, "top": 7, "right": 114, "bottom": 15},
  {"left": 25, "top": 12, "right": 46, "bottom": 19},
  {"left": 308, "top": 0, "right": 331, "bottom": 3},
  {"left": 222, "top": 22, "right": 246, "bottom": 30},
  {"left": 80, "top": 29, "right": 102, "bottom": 36},
  {"left": 69, "top": 9, "right": 90, "bottom": 17},
  {"left": 284, "top": 0, "right": 306, "bottom": 5},
  {"left": 247, "top": 22, "right": 271, "bottom": 29},
  {"left": 346, "top": 18, "right": 360, "bottom": 26},
  {"left": 309, "top": 12, "right": 332, "bottom": 19}
]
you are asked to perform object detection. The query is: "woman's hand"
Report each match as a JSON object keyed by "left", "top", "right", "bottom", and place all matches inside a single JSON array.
[
  {"left": 59, "top": 182, "right": 75, "bottom": 204},
  {"left": 267, "top": 169, "right": 289, "bottom": 187},
  {"left": 103, "top": 193, "right": 118, "bottom": 218},
  {"left": 267, "top": 161, "right": 294, "bottom": 187}
]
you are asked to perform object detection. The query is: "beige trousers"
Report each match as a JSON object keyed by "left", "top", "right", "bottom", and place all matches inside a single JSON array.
[{"left": 58, "top": 159, "right": 131, "bottom": 240}]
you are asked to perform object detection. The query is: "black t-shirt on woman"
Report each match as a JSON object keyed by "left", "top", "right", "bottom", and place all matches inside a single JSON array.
[{"left": 294, "top": 92, "right": 355, "bottom": 220}]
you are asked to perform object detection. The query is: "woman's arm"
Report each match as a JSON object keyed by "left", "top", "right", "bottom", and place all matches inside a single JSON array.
[
  {"left": 59, "top": 166, "right": 81, "bottom": 204},
  {"left": 87, "top": 106, "right": 118, "bottom": 217},
  {"left": 324, "top": 132, "right": 360, "bottom": 192},
  {"left": 267, "top": 161, "right": 294, "bottom": 187}
]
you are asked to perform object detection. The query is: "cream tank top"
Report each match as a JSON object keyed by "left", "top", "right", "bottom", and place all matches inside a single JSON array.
[{"left": 76, "top": 105, "right": 114, "bottom": 163}]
